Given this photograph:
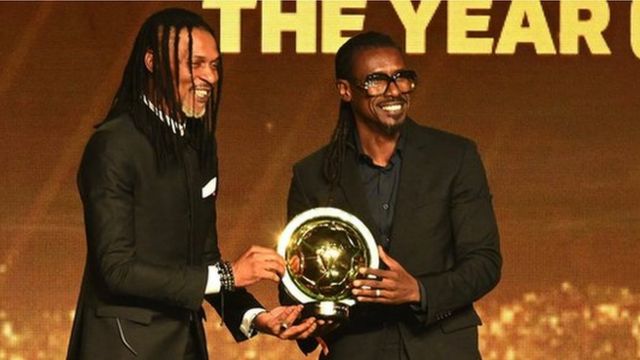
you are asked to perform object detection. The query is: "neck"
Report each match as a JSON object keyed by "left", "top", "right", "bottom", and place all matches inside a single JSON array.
[{"left": 355, "top": 121, "right": 400, "bottom": 167}]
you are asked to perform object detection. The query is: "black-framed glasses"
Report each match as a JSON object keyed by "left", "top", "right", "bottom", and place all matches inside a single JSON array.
[{"left": 352, "top": 70, "right": 418, "bottom": 97}]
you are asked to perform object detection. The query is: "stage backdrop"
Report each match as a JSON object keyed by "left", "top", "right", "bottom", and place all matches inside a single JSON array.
[{"left": 0, "top": 1, "right": 638, "bottom": 359}]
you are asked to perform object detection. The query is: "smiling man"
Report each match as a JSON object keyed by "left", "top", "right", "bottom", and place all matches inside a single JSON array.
[
  {"left": 285, "top": 32, "right": 502, "bottom": 359},
  {"left": 67, "top": 8, "right": 316, "bottom": 360}
]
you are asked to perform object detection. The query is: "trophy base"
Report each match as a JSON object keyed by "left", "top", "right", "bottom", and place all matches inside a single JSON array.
[{"left": 303, "top": 301, "right": 349, "bottom": 320}]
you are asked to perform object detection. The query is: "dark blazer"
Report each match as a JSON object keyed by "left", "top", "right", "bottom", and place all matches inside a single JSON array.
[
  {"left": 67, "top": 114, "right": 261, "bottom": 359},
  {"left": 285, "top": 119, "right": 501, "bottom": 359}
]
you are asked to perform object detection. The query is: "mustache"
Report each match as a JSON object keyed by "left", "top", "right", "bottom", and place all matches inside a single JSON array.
[
  {"left": 379, "top": 97, "right": 407, "bottom": 104},
  {"left": 191, "top": 79, "right": 215, "bottom": 90}
]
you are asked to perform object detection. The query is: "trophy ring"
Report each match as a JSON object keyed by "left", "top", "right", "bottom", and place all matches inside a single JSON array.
[{"left": 277, "top": 207, "right": 379, "bottom": 320}]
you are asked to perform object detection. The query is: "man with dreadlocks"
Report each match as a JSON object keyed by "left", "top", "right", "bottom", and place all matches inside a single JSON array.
[
  {"left": 68, "top": 8, "right": 316, "bottom": 360},
  {"left": 284, "top": 32, "right": 502, "bottom": 359}
]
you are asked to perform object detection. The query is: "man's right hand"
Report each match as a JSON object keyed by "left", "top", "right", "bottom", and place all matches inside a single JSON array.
[{"left": 231, "top": 246, "right": 286, "bottom": 287}]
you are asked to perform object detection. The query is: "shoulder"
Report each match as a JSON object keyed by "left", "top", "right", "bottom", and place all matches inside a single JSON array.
[
  {"left": 78, "top": 115, "right": 144, "bottom": 190},
  {"left": 84, "top": 114, "right": 146, "bottom": 158},
  {"left": 405, "top": 119, "right": 480, "bottom": 167},
  {"left": 79, "top": 114, "right": 152, "bottom": 179},
  {"left": 292, "top": 144, "right": 329, "bottom": 174},
  {"left": 406, "top": 118, "right": 476, "bottom": 150}
]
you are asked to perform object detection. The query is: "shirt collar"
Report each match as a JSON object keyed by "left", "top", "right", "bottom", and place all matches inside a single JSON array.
[
  {"left": 141, "top": 95, "right": 185, "bottom": 137},
  {"left": 351, "top": 127, "right": 405, "bottom": 168}
]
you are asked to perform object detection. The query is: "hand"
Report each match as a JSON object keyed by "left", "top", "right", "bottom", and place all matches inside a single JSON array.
[
  {"left": 231, "top": 246, "right": 286, "bottom": 287},
  {"left": 351, "top": 246, "right": 420, "bottom": 305},
  {"left": 253, "top": 305, "right": 318, "bottom": 340},
  {"left": 310, "top": 318, "right": 340, "bottom": 338}
]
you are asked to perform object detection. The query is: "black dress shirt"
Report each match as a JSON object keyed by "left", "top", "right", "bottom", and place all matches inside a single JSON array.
[
  {"left": 352, "top": 130, "right": 427, "bottom": 314},
  {"left": 353, "top": 133, "right": 404, "bottom": 251}
]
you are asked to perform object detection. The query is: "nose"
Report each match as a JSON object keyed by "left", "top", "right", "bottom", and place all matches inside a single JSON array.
[
  {"left": 385, "top": 80, "right": 401, "bottom": 97},
  {"left": 199, "top": 64, "right": 219, "bottom": 86}
]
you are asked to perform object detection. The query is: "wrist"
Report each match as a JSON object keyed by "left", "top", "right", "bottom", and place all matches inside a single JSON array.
[
  {"left": 217, "top": 260, "right": 236, "bottom": 291},
  {"left": 252, "top": 311, "right": 270, "bottom": 333}
]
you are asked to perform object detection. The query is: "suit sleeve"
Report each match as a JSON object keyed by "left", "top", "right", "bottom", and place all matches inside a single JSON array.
[
  {"left": 78, "top": 131, "right": 207, "bottom": 311},
  {"left": 417, "top": 141, "right": 502, "bottom": 326},
  {"left": 201, "top": 174, "right": 263, "bottom": 343}
]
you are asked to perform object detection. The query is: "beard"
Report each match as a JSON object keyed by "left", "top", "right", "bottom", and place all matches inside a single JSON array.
[
  {"left": 182, "top": 102, "right": 206, "bottom": 118},
  {"left": 363, "top": 114, "right": 405, "bottom": 137},
  {"left": 377, "top": 120, "right": 403, "bottom": 136}
]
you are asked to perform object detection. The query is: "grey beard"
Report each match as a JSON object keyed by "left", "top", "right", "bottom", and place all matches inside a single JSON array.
[{"left": 182, "top": 102, "right": 205, "bottom": 118}]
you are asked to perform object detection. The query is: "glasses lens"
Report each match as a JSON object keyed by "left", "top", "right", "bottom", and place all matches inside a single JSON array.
[
  {"left": 364, "top": 74, "right": 390, "bottom": 96},
  {"left": 394, "top": 71, "right": 417, "bottom": 93},
  {"left": 360, "top": 71, "right": 417, "bottom": 96}
]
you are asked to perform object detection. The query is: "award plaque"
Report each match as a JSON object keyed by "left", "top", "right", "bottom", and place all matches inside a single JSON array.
[{"left": 277, "top": 207, "right": 379, "bottom": 320}]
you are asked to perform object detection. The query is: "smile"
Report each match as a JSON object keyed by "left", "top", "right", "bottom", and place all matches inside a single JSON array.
[
  {"left": 379, "top": 101, "right": 405, "bottom": 112},
  {"left": 194, "top": 88, "right": 210, "bottom": 101},
  {"left": 381, "top": 104, "right": 402, "bottom": 111}
]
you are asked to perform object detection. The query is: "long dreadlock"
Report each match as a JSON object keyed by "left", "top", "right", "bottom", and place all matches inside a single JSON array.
[
  {"left": 101, "top": 8, "right": 221, "bottom": 170},
  {"left": 323, "top": 32, "right": 401, "bottom": 188}
]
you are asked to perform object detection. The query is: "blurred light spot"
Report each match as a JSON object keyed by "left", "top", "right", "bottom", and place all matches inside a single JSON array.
[{"left": 265, "top": 122, "right": 274, "bottom": 133}]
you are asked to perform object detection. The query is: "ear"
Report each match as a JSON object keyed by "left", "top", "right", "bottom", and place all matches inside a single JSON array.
[
  {"left": 144, "top": 49, "right": 154, "bottom": 73},
  {"left": 336, "top": 80, "right": 352, "bottom": 102}
]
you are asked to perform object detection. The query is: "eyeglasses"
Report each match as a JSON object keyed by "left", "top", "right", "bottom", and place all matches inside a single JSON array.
[{"left": 352, "top": 70, "right": 418, "bottom": 97}]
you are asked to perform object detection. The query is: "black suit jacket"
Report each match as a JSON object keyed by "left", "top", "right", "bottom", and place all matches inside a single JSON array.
[
  {"left": 67, "top": 114, "right": 261, "bottom": 359},
  {"left": 285, "top": 119, "right": 501, "bottom": 359}
]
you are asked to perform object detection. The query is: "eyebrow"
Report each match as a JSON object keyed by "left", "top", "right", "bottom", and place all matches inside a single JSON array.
[
  {"left": 367, "top": 69, "right": 410, "bottom": 76},
  {"left": 192, "top": 55, "right": 220, "bottom": 64}
]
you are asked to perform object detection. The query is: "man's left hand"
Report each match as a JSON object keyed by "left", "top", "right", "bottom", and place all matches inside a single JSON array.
[
  {"left": 352, "top": 246, "right": 420, "bottom": 305},
  {"left": 253, "top": 305, "right": 318, "bottom": 340}
]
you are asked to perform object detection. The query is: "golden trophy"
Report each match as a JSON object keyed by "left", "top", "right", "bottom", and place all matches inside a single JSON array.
[{"left": 277, "top": 207, "right": 379, "bottom": 320}]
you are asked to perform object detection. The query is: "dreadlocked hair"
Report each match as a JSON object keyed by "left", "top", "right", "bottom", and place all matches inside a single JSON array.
[
  {"left": 101, "top": 8, "right": 221, "bottom": 171},
  {"left": 323, "top": 31, "right": 401, "bottom": 187}
]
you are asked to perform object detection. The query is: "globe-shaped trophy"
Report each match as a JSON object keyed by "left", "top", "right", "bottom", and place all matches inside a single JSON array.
[{"left": 277, "top": 207, "right": 379, "bottom": 320}]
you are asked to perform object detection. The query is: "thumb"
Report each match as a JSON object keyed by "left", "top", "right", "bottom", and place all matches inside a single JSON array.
[{"left": 378, "top": 245, "right": 397, "bottom": 268}]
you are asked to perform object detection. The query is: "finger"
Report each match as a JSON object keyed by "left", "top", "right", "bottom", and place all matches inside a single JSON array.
[
  {"left": 378, "top": 246, "right": 401, "bottom": 270},
  {"left": 262, "top": 262, "right": 285, "bottom": 278},
  {"left": 267, "top": 307, "right": 286, "bottom": 318},
  {"left": 248, "top": 245, "right": 280, "bottom": 255},
  {"left": 280, "top": 305, "right": 303, "bottom": 323},
  {"left": 256, "top": 268, "right": 282, "bottom": 283},
  {"left": 253, "top": 252, "right": 286, "bottom": 267},
  {"left": 262, "top": 271, "right": 281, "bottom": 283},
  {"left": 277, "top": 316, "right": 310, "bottom": 338},
  {"left": 263, "top": 252, "right": 287, "bottom": 266},
  {"left": 266, "top": 307, "right": 296, "bottom": 331},
  {"left": 352, "top": 288, "right": 391, "bottom": 299},
  {"left": 356, "top": 295, "right": 393, "bottom": 304},
  {"left": 245, "top": 248, "right": 286, "bottom": 270},
  {"left": 270, "top": 262, "right": 286, "bottom": 277},
  {"left": 352, "top": 279, "right": 391, "bottom": 290},
  {"left": 299, "top": 321, "right": 318, "bottom": 339},
  {"left": 257, "top": 254, "right": 286, "bottom": 274},
  {"left": 281, "top": 305, "right": 303, "bottom": 325},
  {"left": 281, "top": 318, "right": 316, "bottom": 339},
  {"left": 359, "top": 267, "right": 394, "bottom": 279},
  {"left": 254, "top": 249, "right": 287, "bottom": 267},
  {"left": 298, "top": 319, "right": 319, "bottom": 339},
  {"left": 268, "top": 305, "right": 300, "bottom": 319}
]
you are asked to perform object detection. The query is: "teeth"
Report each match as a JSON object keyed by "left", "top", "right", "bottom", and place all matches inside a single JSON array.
[
  {"left": 382, "top": 104, "right": 402, "bottom": 111},
  {"left": 195, "top": 89, "right": 209, "bottom": 98}
]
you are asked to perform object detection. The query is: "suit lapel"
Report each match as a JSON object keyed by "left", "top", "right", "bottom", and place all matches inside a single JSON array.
[{"left": 389, "top": 120, "right": 429, "bottom": 257}]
